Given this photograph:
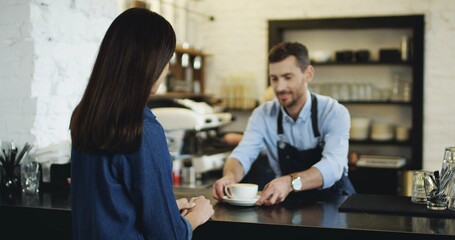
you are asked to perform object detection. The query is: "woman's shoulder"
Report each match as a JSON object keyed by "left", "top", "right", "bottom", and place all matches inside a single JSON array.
[{"left": 143, "top": 108, "right": 162, "bottom": 127}]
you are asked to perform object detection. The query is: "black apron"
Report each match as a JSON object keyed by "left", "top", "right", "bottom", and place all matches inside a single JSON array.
[
  {"left": 241, "top": 151, "right": 274, "bottom": 190},
  {"left": 278, "top": 93, "right": 355, "bottom": 202}
]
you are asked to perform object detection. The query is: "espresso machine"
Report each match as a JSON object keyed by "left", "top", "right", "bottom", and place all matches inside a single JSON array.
[{"left": 149, "top": 98, "right": 235, "bottom": 185}]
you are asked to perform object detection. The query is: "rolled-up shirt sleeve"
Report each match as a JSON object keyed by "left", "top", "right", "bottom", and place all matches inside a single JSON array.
[
  {"left": 229, "top": 107, "right": 267, "bottom": 174},
  {"left": 313, "top": 103, "right": 350, "bottom": 189}
]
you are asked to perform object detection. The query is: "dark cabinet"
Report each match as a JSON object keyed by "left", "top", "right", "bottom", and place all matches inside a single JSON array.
[{"left": 269, "top": 15, "right": 424, "bottom": 195}]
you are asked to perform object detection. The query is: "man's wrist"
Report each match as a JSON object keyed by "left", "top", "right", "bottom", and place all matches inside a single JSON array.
[
  {"left": 287, "top": 175, "right": 293, "bottom": 192},
  {"left": 223, "top": 172, "right": 237, "bottom": 182},
  {"left": 289, "top": 173, "right": 302, "bottom": 192}
]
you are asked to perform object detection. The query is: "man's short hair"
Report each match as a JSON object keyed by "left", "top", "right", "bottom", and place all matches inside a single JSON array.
[{"left": 268, "top": 42, "right": 311, "bottom": 71}]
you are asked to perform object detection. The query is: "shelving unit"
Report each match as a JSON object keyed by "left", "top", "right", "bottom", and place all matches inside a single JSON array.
[
  {"left": 148, "top": 46, "right": 214, "bottom": 108},
  {"left": 268, "top": 15, "right": 424, "bottom": 195},
  {"left": 164, "top": 45, "right": 208, "bottom": 96}
]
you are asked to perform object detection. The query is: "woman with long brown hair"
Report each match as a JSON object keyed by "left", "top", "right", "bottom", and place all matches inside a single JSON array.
[{"left": 70, "top": 8, "right": 213, "bottom": 239}]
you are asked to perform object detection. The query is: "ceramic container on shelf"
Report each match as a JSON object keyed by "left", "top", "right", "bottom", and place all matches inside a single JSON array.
[{"left": 350, "top": 117, "right": 370, "bottom": 140}]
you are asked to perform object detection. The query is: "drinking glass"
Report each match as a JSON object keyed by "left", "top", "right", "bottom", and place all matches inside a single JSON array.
[
  {"left": 448, "top": 177, "right": 455, "bottom": 211},
  {"left": 424, "top": 171, "right": 448, "bottom": 210},
  {"left": 445, "top": 148, "right": 455, "bottom": 211},
  {"left": 411, "top": 170, "right": 432, "bottom": 204},
  {"left": 350, "top": 83, "right": 358, "bottom": 101},
  {"left": 441, "top": 147, "right": 455, "bottom": 193},
  {"left": 338, "top": 82, "right": 350, "bottom": 101},
  {"left": 20, "top": 162, "right": 40, "bottom": 194}
]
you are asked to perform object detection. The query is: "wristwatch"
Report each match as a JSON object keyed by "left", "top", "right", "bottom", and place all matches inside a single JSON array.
[{"left": 290, "top": 174, "right": 302, "bottom": 192}]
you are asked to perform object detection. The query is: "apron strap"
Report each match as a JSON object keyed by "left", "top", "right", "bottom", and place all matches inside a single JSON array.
[
  {"left": 277, "top": 92, "right": 320, "bottom": 138},
  {"left": 277, "top": 107, "right": 284, "bottom": 134},
  {"left": 310, "top": 93, "right": 320, "bottom": 138}
]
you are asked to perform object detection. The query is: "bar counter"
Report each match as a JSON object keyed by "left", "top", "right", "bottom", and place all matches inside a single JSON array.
[{"left": 1, "top": 187, "right": 454, "bottom": 240}]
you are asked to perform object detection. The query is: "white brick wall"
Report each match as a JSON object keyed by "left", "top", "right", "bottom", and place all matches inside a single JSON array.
[
  {"left": 29, "top": 0, "right": 117, "bottom": 148},
  {"left": 0, "top": 0, "right": 117, "bottom": 148},
  {"left": 1, "top": 0, "right": 454, "bottom": 173},
  {"left": 0, "top": 0, "right": 34, "bottom": 144},
  {"left": 189, "top": 0, "right": 455, "bottom": 171}
]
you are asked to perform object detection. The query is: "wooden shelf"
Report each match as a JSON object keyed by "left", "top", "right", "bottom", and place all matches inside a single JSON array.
[
  {"left": 349, "top": 139, "right": 411, "bottom": 146},
  {"left": 152, "top": 93, "right": 214, "bottom": 103},
  {"left": 340, "top": 100, "right": 412, "bottom": 105},
  {"left": 175, "top": 45, "right": 209, "bottom": 56},
  {"left": 148, "top": 93, "right": 215, "bottom": 108},
  {"left": 312, "top": 60, "right": 413, "bottom": 66},
  {"left": 154, "top": 92, "right": 212, "bottom": 98}
]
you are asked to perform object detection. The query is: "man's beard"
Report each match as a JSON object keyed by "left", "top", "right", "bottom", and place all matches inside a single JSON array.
[{"left": 277, "top": 91, "right": 297, "bottom": 108}]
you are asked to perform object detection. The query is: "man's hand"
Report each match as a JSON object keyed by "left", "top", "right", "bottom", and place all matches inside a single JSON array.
[
  {"left": 212, "top": 175, "right": 237, "bottom": 201},
  {"left": 256, "top": 175, "right": 292, "bottom": 206},
  {"left": 213, "top": 158, "right": 245, "bottom": 201}
]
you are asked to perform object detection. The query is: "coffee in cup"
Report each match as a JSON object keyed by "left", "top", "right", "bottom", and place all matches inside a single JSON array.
[{"left": 224, "top": 183, "right": 258, "bottom": 200}]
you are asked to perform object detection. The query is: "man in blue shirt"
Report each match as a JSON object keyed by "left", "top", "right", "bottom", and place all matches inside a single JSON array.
[{"left": 213, "top": 42, "right": 355, "bottom": 206}]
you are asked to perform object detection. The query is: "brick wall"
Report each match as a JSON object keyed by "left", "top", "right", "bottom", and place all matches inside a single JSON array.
[
  {"left": 0, "top": 0, "right": 34, "bottom": 145},
  {"left": 0, "top": 0, "right": 117, "bottom": 148}
]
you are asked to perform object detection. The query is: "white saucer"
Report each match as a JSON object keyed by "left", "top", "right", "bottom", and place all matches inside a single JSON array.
[{"left": 222, "top": 195, "right": 260, "bottom": 207}]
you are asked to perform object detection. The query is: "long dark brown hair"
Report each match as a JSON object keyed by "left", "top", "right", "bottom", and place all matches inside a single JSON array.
[{"left": 70, "top": 8, "right": 176, "bottom": 154}]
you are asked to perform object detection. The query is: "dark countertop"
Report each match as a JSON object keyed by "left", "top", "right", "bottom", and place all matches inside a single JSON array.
[
  {"left": 1, "top": 187, "right": 454, "bottom": 240},
  {"left": 175, "top": 187, "right": 455, "bottom": 240}
]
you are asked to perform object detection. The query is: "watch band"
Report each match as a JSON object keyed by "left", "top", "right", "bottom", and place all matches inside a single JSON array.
[
  {"left": 289, "top": 174, "right": 295, "bottom": 185},
  {"left": 289, "top": 173, "right": 302, "bottom": 192}
]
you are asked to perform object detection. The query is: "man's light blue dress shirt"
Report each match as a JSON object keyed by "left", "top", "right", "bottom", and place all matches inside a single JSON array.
[{"left": 230, "top": 90, "right": 350, "bottom": 189}]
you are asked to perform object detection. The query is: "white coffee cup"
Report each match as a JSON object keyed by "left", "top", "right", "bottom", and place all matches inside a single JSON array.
[{"left": 224, "top": 183, "right": 258, "bottom": 200}]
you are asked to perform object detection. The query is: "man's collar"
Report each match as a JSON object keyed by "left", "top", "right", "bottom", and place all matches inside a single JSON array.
[{"left": 280, "top": 90, "right": 312, "bottom": 122}]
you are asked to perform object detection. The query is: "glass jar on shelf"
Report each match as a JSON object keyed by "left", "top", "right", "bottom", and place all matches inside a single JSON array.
[
  {"left": 402, "top": 80, "right": 412, "bottom": 102},
  {"left": 391, "top": 73, "right": 403, "bottom": 101}
]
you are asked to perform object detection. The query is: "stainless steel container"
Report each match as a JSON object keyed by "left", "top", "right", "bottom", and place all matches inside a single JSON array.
[{"left": 181, "top": 166, "right": 196, "bottom": 184}]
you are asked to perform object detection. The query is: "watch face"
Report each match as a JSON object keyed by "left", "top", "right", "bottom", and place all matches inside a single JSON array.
[{"left": 292, "top": 177, "right": 302, "bottom": 191}]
